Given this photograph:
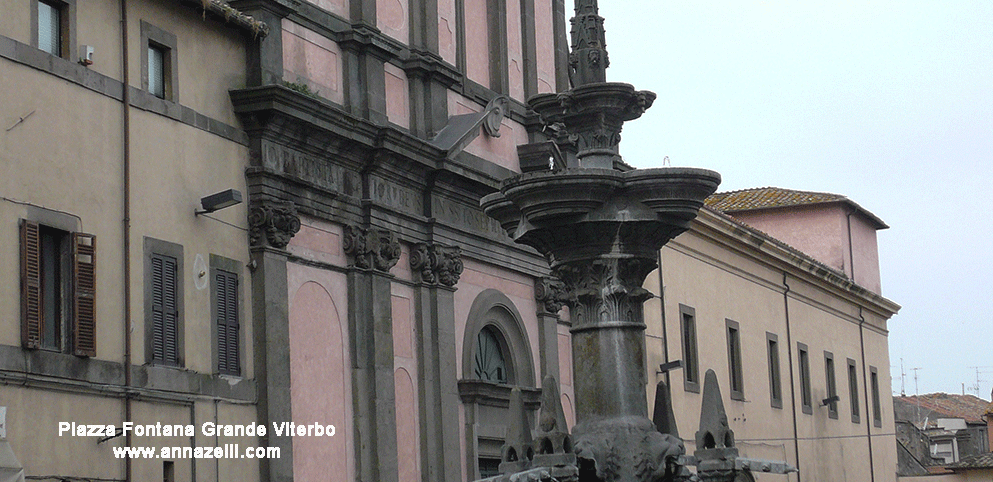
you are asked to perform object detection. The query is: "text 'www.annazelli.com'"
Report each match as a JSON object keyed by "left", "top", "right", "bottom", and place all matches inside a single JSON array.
[{"left": 112, "top": 445, "right": 280, "bottom": 459}]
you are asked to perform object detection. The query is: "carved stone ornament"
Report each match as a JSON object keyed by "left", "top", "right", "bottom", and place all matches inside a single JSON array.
[
  {"left": 249, "top": 200, "right": 301, "bottom": 249},
  {"left": 409, "top": 243, "right": 464, "bottom": 287},
  {"left": 342, "top": 225, "right": 401, "bottom": 272},
  {"left": 534, "top": 276, "right": 566, "bottom": 314},
  {"left": 551, "top": 257, "right": 657, "bottom": 328}
]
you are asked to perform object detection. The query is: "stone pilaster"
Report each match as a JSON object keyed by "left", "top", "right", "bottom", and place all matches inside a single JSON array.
[
  {"left": 410, "top": 242, "right": 463, "bottom": 482},
  {"left": 535, "top": 276, "right": 565, "bottom": 381},
  {"left": 248, "top": 199, "right": 300, "bottom": 482},
  {"left": 344, "top": 225, "right": 401, "bottom": 482}
]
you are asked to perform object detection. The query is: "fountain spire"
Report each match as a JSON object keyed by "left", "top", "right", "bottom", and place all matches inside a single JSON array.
[{"left": 569, "top": 0, "right": 609, "bottom": 86}]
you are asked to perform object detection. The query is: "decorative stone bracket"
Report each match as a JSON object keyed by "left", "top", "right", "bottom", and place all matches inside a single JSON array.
[
  {"left": 343, "top": 225, "right": 401, "bottom": 273},
  {"left": 249, "top": 200, "right": 301, "bottom": 249},
  {"left": 534, "top": 276, "right": 566, "bottom": 314},
  {"left": 409, "top": 243, "right": 463, "bottom": 287},
  {"left": 429, "top": 95, "right": 509, "bottom": 160}
]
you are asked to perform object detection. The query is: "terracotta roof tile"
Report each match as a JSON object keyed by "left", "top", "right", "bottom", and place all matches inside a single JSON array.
[
  {"left": 705, "top": 187, "right": 889, "bottom": 229},
  {"left": 894, "top": 393, "right": 991, "bottom": 425},
  {"left": 947, "top": 453, "right": 993, "bottom": 470}
]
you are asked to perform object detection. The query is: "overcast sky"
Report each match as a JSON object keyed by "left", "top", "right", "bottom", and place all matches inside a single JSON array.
[{"left": 596, "top": 1, "right": 993, "bottom": 398}]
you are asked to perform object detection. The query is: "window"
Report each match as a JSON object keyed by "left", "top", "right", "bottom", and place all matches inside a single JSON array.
[
  {"left": 798, "top": 342, "right": 812, "bottom": 414},
  {"left": 680, "top": 304, "right": 700, "bottom": 393},
  {"left": 20, "top": 220, "right": 96, "bottom": 356},
  {"left": 848, "top": 358, "right": 860, "bottom": 423},
  {"left": 213, "top": 267, "right": 240, "bottom": 376},
  {"left": 726, "top": 319, "right": 744, "bottom": 401},
  {"left": 870, "top": 366, "right": 882, "bottom": 427},
  {"left": 824, "top": 351, "right": 838, "bottom": 419},
  {"left": 474, "top": 326, "right": 508, "bottom": 383},
  {"left": 767, "top": 333, "right": 782, "bottom": 409},
  {"left": 33, "top": 0, "right": 74, "bottom": 59},
  {"left": 144, "top": 238, "right": 183, "bottom": 366},
  {"left": 141, "top": 21, "right": 178, "bottom": 101}
]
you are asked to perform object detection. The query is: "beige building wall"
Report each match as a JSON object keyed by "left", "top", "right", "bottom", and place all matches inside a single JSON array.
[{"left": 646, "top": 209, "right": 900, "bottom": 481}]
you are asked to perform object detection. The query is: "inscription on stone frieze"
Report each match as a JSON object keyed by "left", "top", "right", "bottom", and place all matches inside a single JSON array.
[
  {"left": 432, "top": 196, "right": 506, "bottom": 237},
  {"left": 261, "top": 143, "right": 361, "bottom": 197},
  {"left": 370, "top": 176, "right": 420, "bottom": 216}
]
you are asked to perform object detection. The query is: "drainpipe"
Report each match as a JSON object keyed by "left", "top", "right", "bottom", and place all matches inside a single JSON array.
[
  {"left": 119, "top": 1, "right": 133, "bottom": 481},
  {"left": 782, "top": 272, "right": 801, "bottom": 481},
  {"left": 657, "top": 250, "right": 670, "bottom": 389},
  {"left": 858, "top": 308, "right": 876, "bottom": 482}
]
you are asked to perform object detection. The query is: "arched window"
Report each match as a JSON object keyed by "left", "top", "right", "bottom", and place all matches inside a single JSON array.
[{"left": 475, "top": 326, "right": 508, "bottom": 384}]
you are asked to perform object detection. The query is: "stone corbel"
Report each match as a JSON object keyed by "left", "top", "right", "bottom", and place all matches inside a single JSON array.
[
  {"left": 534, "top": 276, "right": 566, "bottom": 314},
  {"left": 342, "top": 225, "right": 401, "bottom": 273},
  {"left": 249, "top": 200, "right": 301, "bottom": 249},
  {"left": 409, "top": 243, "right": 464, "bottom": 287},
  {"left": 428, "top": 95, "right": 509, "bottom": 159}
]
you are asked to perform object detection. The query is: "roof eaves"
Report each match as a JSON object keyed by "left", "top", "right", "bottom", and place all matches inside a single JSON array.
[{"left": 177, "top": 0, "right": 270, "bottom": 38}]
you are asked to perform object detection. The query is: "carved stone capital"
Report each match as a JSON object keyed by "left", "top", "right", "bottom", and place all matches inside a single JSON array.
[
  {"left": 409, "top": 243, "right": 463, "bottom": 287},
  {"left": 249, "top": 200, "right": 301, "bottom": 249},
  {"left": 551, "top": 257, "right": 656, "bottom": 328},
  {"left": 343, "top": 225, "right": 401, "bottom": 273},
  {"left": 534, "top": 276, "right": 566, "bottom": 314}
]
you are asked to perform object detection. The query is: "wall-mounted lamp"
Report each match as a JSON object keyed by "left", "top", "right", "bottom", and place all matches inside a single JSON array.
[
  {"left": 195, "top": 189, "right": 242, "bottom": 215},
  {"left": 821, "top": 395, "right": 840, "bottom": 407},
  {"left": 657, "top": 360, "right": 684, "bottom": 375}
]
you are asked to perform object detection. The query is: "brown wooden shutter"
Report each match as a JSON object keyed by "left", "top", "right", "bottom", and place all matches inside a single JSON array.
[
  {"left": 72, "top": 232, "right": 96, "bottom": 357},
  {"left": 20, "top": 220, "right": 42, "bottom": 349},
  {"left": 216, "top": 270, "right": 239, "bottom": 375},
  {"left": 151, "top": 254, "right": 179, "bottom": 365}
]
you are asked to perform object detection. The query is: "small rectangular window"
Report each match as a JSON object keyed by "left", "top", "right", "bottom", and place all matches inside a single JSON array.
[
  {"left": 680, "top": 304, "right": 700, "bottom": 393},
  {"left": 824, "top": 351, "right": 838, "bottom": 419},
  {"left": 148, "top": 45, "right": 166, "bottom": 98},
  {"left": 870, "top": 366, "right": 882, "bottom": 427},
  {"left": 214, "top": 268, "right": 240, "bottom": 376},
  {"left": 38, "top": 1, "right": 61, "bottom": 56},
  {"left": 848, "top": 358, "right": 860, "bottom": 423},
  {"left": 20, "top": 220, "right": 96, "bottom": 356},
  {"left": 726, "top": 319, "right": 744, "bottom": 400},
  {"left": 767, "top": 333, "right": 782, "bottom": 409},
  {"left": 798, "top": 342, "right": 812, "bottom": 414},
  {"left": 141, "top": 22, "right": 178, "bottom": 101}
]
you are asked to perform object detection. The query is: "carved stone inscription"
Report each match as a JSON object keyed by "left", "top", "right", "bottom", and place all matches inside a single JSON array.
[
  {"left": 261, "top": 142, "right": 361, "bottom": 196},
  {"left": 370, "top": 176, "right": 420, "bottom": 216},
  {"left": 431, "top": 196, "right": 506, "bottom": 238}
]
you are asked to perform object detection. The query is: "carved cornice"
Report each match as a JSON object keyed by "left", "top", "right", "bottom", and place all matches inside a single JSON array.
[
  {"left": 409, "top": 243, "right": 464, "bottom": 287},
  {"left": 534, "top": 276, "right": 566, "bottom": 314},
  {"left": 342, "top": 225, "right": 401, "bottom": 273},
  {"left": 249, "top": 200, "right": 301, "bottom": 249}
]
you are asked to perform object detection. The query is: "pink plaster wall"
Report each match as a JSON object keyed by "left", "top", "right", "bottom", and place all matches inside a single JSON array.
[
  {"left": 534, "top": 0, "right": 556, "bottom": 93},
  {"left": 287, "top": 217, "right": 347, "bottom": 268},
  {"left": 384, "top": 63, "right": 411, "bottom": 129},
  {"left": 850, "top": 214, "right": 882, "bottom": 293},
  {"left": 282, "top": 20, "right": 344, "bottom": 105},
  {"left": 395, "top": 369, "right": 421, "bottom": 482},
  {"left": 288, "top": 278, "right": 352, "bottom": 482},
  {"left": 302, "top": 0, "right": 348, "bottom": 18},
  {"left": 732, "top": 205, "right": 848, "bottom": 275},
  {"left": 438, "top": 0, "right": 457, "bottom": 64},
  {"left": 377, "top": 0, "right": 409, "bottom": 43},
  {"left": 463, "top": 4, "right": 490, "bottom": 88},
  {"left": 449, "top": 92, "right": 527, "bottom": 172},
  {"left": 506, "top": 0, "right": 525, "bottom": 102},
  {"left": 731, "top": 203, "right": 883, "bottom": 293}
]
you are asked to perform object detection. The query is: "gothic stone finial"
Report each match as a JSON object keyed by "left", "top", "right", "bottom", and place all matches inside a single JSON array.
[
  {"left": 499, "top": 387, "right": 535, "bottom": 474},
  {"left": 532, "top": 375, "right": 576, "bottom": 474},
  {"left": 249, "top": 200, "right": 301, "bottom": 249},
  {"left": 568, "top": 0, "right": 609, "bottom": 86},
  {"left": 342, "top": 225, "right": 401, "bottom": 273},
  {"left": 409, "top": 243, "right": 464, "bottom": 287}
]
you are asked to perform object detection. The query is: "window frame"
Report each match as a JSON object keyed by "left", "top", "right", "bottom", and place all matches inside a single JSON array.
[
  {"left": 870, "top": 365, "right": 882, "bottom": 427},
  {"left": 144, "top": 237, "right": 184, "bottom": 367},
  {"left": 19, "top": 215, "right": 95, "bottom": 357},
  {"left": 767, "top": 332, "right": 782, "bottom": 409},
  {"left": 210, "top": 255, "right": 242, "bottom": 376},
  {"left": 848, "top": 358, "right": 860, "bottom": 423},
  {"left": 824, "top": 351, "right": 838, "bottom": 419},
  {"left": 680, "top": 304, "right": 700, "bottom": 393},
  {"left": 31, "top": 0, "right": 76, "bottom": 60},
  {"left": 798, "top": 342, "right": 812, "bottom": 415},
  {"left": 726, "top": 319, "right": 744, "bottom": 401},
  {"left": 140, "top": 21, "right": 178, "bottom": 102}
]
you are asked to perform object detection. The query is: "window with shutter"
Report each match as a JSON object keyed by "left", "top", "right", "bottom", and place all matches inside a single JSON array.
[
  {"left": 151, "top": 253, "right": 180, "bottom": 365},
  {"left": 215, "top": 269, "right": 240, "bottom": 376},
  {"left": 20, "top": 219, "right": 95, "bottom": 355}
]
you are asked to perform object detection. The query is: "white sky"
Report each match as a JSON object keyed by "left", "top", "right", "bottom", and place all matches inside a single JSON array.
[{"left": 596, "top": 1, "right": 993, "bottom": 398}]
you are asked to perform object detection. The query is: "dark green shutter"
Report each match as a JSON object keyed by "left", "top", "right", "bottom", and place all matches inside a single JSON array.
[
  {"left": 151, "top": 253, "right": 178, "bottom": 365},
  {"left": 216, "top": 270, "right": 239, "bottom": 375}
]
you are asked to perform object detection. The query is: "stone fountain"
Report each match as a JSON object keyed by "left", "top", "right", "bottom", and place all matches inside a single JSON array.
[{"left": 479, "top": 2, "right": 795, "bottom": 481}]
